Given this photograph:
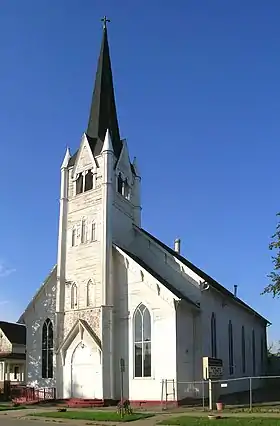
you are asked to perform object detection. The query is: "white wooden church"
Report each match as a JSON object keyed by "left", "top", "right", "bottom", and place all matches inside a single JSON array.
[{"left": 19, "top": 20, "right": 269, "bottom": 405}]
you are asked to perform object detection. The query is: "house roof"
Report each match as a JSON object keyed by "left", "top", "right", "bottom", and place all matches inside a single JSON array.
[
  {"left": 116, "top": 244, "right": 200, "bottom": 309},
  {"left": 0, "top": 352, "right": 26, "bottom": 360},
  {"left": 140, "top": 228, "right": 270, "bottom": 325},
  {"left": 0, "top": 322, "right": 26, "bottom": 345}
]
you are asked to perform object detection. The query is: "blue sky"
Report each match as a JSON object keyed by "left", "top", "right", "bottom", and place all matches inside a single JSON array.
[{"left": 0, "top": 0, "right": 279, "bottom": 344}]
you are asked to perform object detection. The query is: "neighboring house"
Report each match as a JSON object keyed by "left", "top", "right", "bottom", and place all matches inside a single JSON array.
[
  {"left": 0, "top": 322, "right": 26, "bottom": 385},
  {"left": 19, "top": 22, "right": 269, "bottom": 404}
]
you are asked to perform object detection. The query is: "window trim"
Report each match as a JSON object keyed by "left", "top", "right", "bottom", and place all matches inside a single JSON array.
[
  {"left": 133, "top": 303, "right": 152, "bottom": 379},
  {"left": 42, "top": 318, "right": 54, "bottom": 379}
]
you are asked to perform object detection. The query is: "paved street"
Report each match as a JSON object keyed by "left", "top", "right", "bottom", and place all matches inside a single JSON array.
[{"left": 0, "top": 419, "right": 50, "bottom": 426}]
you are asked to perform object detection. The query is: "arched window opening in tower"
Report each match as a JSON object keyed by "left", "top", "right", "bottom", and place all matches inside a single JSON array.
[
  {"left": 86, "top": 280, "right": 95, "bottom": 307},
  {"left": 85, "top": 170, "right": 93, "bottom": 191},
  {"left": 42, "top": 319, "right": 53, "bottom": 379},
  {"left": 124, "top": 178, "right": 130, "bottom": 200},
  {"left": 117, "top": 173, "right": 123, "bottom": 194},
  {"left": 76, "top": 173, "right": 83, "bottom": 194},
  {"left": 81, "top": 219, "right": 86, "bottom": 244},
  {"left": 71, "top": 283, "right": 78, "bottom": 309},
  {"left": 91, "top": 222, "right": 96, "bottom": 242},
  {"left": 71, "top": 228, "right": 76, "bottom": 247}
]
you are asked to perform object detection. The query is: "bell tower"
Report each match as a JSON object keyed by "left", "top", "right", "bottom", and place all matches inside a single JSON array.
[{"left": 55, "top": 18, "right": 141, "bottom": 400}]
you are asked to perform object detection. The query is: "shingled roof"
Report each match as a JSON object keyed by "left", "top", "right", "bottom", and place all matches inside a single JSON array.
[
  {"left": 0, "top": 321, "right": 26, "bottom": 345},
  {"left": 140, "top": 228, "right": 270, "bottom": 324},
  {"left": 116, "top": 244, "right": 200, "bottom": 309}
]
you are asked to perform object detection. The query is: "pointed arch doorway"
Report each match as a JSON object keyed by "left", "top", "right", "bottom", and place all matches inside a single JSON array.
[{"left": 71, "top": 342, "right": 101, "bottom": 398}]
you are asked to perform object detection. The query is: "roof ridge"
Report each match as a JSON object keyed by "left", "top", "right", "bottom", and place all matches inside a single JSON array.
[
  {"left": 114, "top": 243, "right": 199, "bottom": 309},
  {"left": 139, "top": 227, "right": 270, "bottom": 324}
]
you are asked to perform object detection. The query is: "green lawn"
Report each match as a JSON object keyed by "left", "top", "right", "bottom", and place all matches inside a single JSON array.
[
  {"left": 159, "top": 417, "right": 280, "bottom": 426},
  {"left": 0, "top": 405, "right": 26, "bottom": 411},
  {"left": 32, "top": 410, "right": 154, "bottom": 422}
]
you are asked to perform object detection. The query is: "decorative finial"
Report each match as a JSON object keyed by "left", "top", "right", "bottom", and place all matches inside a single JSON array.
[{"left": 101, "top": 15, "right": 111, "bottom": 30}]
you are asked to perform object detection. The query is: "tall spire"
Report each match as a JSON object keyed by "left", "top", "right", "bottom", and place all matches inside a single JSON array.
[{"left": 86, "top": 18, "right": 122, "bottom": 158}]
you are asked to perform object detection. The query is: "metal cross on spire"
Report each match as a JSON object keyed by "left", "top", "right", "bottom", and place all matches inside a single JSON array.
[{"left": 101, "top": 15, "right": 111, "bottom": 30}]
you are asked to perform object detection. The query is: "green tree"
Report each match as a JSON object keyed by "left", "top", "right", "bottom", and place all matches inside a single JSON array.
[
  {"left": 267, "top": 341, "right": 280, "bottom": 357},
  {"left": 263, "top": 213, "right": 280, "bottom": 297}
]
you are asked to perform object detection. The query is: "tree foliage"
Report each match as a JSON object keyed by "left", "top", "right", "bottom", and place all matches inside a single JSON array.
[
  {"left": 263, "top": 213, "right": 280, "bottom": 297},
  {"left": 268, "top": 341, "right": 280, "bottom": 357}
]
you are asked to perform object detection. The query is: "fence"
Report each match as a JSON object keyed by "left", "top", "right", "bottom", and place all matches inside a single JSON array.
[
  {"left": 11, "top": 386, "right": 56, "bottom": 403},
  {"left": 0, "top": 382, "right": 56, "bottom": 403},
  {"left": 161, "top": 375, "right": 280, "bottom": 411},
  {"left": 211, "top": 375, "right": 280, "bottom": 411},
  {"left": 161, "top": 379, "right": 207, "bottom": 410}
]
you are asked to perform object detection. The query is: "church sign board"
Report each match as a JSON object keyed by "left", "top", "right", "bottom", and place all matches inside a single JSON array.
[{"left": 203, "top": 357, "right": 223, "bottom": 380}]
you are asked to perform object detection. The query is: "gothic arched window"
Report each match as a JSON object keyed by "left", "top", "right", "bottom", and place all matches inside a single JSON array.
[
  {"left": 133, "top": 303, "right": 151, "bottom": 377},
  {"left": 71, "top": 228, "right": 76, "bottom": 247},
  {"left": 76, "top": 173, "right": 83, "bottom": 194},
  {"left": 260, "top": 335, "right": 264, "bottom": 372},
  {"left": 228, "top": 320, "right": 234, "bottom": 375},
  {"left": 211, "top": 312, "right": 217, "bottom": 358},
  {"left": 117, "top": 173, "right": 123, "bottom": 194},
  {"left": 252, "top": 329, "right": 256, "bottom": 376},
  {"left": 124, "top": 178, "right": 130, "bottom": 200},
  {"left": 71, "top": 283, "right": 78, "bottom": 309},
  {"left": 241, "top": 325, "right": 246, "bottom": 374},
  {"left": 85, "top": 170, "right": 93, "bottom": 192},
  {"left": 81, "top": 219, "right": 86, "bottom": 244},
  {"left": 91, "top": 222, "right": 96, "bottom": 242},
  {"left": 86, "top": 280, "right": 95, "bottom": 307},
  {"left": 42, "top": 318, "right": 53, "bottom": 379}
]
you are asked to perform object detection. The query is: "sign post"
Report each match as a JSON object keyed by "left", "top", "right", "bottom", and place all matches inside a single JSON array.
[
  {"left": 203, "top": 357, "right": 223, "bottom": 410},
  {"left": 208, "top": 379, "right": 212, "bottom": 411},
  {"left": 120, "top": 358, "right": 125, "bottom": 401}
]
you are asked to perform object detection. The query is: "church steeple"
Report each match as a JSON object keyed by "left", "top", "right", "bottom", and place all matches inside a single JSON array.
[{"left": 86, "top": 18, "right": 122, "bottom": 158}]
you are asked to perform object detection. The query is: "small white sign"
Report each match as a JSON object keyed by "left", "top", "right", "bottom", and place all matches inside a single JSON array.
[{"left": 221, "top": 383, "right": 228, "bottom": 388}]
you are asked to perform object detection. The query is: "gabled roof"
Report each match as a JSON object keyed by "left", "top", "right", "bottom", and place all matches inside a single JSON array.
[
  {"left": 0, "top": 353, "right": 26, "bottom": 360},
  {"left": 0, "top": 321, "right": 26, "bottom": 345},
  {"left": 18, "top": 265, "right": 57, "bottom": 323},
  {"left": 140, "top": 228, "right": 270, "bottom": 325},
  {"left": 116, "top": 244, "right": 200, "bottom": 309},
  {"left": 57, "top": 319, "right": 102, "bottom": 365}
]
